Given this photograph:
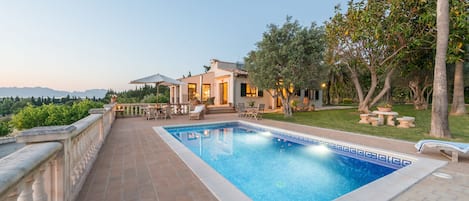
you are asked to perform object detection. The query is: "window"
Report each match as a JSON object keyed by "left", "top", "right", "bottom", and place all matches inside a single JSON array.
[
  {"left": 241, "top": 83, "right": 262, "bottom": 97},
  {"left": 202, "top": 84, "right": 211, "bottom": 101},
  {"left": 295, "top": 89, "right": 301, "bottom": 96},
  {"left": 188, "top": 83, "right": 197, "bottom": 100}
]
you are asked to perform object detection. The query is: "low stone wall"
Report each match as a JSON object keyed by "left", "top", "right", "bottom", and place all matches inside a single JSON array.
[
  {"left": 0, "top": 136, "right": 15, "bottom": 145},
  {"left": 0, "top": 103, "right": 116, "bottom": 201}
]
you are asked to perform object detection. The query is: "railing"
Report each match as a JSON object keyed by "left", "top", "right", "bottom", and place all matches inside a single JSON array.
[
  {"left": 0, "top": 104, "right": 116, "bottom": 201},
  {"left": 115, "top": 103, "right": 191, "bottom": 118},
  {"left": 115, "top": 103, "right": 148, "bottom": 118}
]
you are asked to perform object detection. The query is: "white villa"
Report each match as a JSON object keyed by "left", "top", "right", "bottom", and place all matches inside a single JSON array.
[{"left": 169, "top": 59, "right": 323, "bottom": 110}]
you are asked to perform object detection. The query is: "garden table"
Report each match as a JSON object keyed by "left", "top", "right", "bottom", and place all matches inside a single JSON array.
[{"left": 371, "top": 111, "right": 399, "bottom": 126}]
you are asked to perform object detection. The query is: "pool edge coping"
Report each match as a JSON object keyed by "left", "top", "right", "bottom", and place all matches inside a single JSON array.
[
  {"left": 154, "top": 125, "right": 252, "bottom": 201},
  {"left": 154, "top": 120, "right": 447, "bottom": 201}
]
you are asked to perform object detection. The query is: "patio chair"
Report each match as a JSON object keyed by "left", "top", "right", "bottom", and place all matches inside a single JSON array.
[
  {"left": 248, "top": 103, "right": 265, "bottom": 120},
  {"left": 161, "top": 106, "right": 172, "bottom": 119},
  {"left": 236, "top": 103, "right": 247, "bottom": 117},
  {"left": 189, "top": 104, "right": 205, "bottom": 120},
  {"left": 415, "top": 140, "right": 469, "bottom": 162},
  {"left": 144, "top": 106, "right": 157, "bottom": 120}
]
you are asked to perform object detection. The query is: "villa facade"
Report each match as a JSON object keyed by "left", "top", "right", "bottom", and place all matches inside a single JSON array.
[{"left": 169, "top": 59, "right": 323, "bottom": 109}]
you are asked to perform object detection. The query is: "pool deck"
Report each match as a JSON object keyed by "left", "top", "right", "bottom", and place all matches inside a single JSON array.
[{"left": 77, "top": 113, "right": 469, "bottom": 201}]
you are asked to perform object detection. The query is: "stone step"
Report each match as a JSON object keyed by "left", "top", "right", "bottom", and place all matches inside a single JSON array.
[{"left": 206, "top": 106, "right": 236, "bottom": 114}]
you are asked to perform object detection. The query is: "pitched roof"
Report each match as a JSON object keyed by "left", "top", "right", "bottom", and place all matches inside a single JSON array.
[{"left": 212, "top": 59, "right": 248, "bottom": 75}]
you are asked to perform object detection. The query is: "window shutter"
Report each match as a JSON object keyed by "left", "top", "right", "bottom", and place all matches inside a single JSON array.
[
  {"left": 258, "top": 89, "right": 263, "bottom": 97},
  {"left": 241, "top": 83, "right": 246, "bottom": 97}
]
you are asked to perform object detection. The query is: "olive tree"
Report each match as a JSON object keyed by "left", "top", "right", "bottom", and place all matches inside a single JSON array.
[
  {"left": 245, "top": 17, "right": 326, "bottom": 117},
  {"left": 325, "top": 0, "right": 409, "bottom": 113}
]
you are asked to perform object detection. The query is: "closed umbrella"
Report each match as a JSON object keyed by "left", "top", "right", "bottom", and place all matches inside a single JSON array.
[{"left": 130, "top": 73, "right": 185, "bottom": 103}]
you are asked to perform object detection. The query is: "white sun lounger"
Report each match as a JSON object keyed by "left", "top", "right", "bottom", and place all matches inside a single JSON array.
[
  {"left": 189, "top": 104, "right": 205, "bottom": 120},
  {"left": 415, "top": 140, "right": 469, "bottom": 162}
]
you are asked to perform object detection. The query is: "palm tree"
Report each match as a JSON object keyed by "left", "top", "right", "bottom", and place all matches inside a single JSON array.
[
  {"left": 451, "top": 61, "right": 466, "bottom": 115},
  {"left": 430, "top": 0, "right": 451, "bottom": 138}
]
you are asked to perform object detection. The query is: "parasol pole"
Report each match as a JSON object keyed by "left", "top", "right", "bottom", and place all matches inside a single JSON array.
[{"left": 156, "top": 83, "right": 159, "bottom": 104}]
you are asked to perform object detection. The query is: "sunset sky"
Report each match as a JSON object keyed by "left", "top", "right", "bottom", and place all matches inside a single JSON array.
[{"left": 0, "top": 0, "right": 347, "bottom": 92}]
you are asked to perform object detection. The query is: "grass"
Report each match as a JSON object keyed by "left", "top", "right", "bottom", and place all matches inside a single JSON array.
[{"left": 263, "top": 104, "right": 469, "bottom": 142}]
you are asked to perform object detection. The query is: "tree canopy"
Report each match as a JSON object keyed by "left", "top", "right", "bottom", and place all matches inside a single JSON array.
[
  {"left": 245, "top": 17, "right": 326, "bottom": 117},
  {"left": 325, "top": 0, "right": 415, "bottom": 113}
]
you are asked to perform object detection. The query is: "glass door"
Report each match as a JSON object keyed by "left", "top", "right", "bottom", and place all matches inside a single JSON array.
[{"left": 219, "top": 82, "right": 228, "bottom": 104}]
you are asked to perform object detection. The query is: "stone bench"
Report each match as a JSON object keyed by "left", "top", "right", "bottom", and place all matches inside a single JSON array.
[
  {"left": 359, "top": 114, "right": 370, "bottom": 124},
  {"left": 397, "top": 116, "right": 415, "bottom": 128},
  {"left": 359, "top": 113, "right": 377, "bottom": 124},
  {"left": 368, "top": 117, "right": 383, "bottom": 126}
]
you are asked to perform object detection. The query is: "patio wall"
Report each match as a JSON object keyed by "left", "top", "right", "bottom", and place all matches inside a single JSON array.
[{"left": 0, "top": 104, "right": 116, "bottom": 201}]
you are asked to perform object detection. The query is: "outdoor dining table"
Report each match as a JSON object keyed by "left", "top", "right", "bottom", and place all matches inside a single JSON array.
[
  {"left": 371, "top": 110, "right": 399, "bottom": 126},
  {"left": 144, "top": 106, "right": 159, "bottom": 120}
]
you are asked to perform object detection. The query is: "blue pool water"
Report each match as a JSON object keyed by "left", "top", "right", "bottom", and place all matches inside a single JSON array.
[{"left": 165, "top": 122, "right": 398, "bottom": 201}]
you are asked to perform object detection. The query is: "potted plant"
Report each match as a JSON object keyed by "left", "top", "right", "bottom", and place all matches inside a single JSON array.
[
  {"left": 377, "top": 103, "right": 392, "bottom": 112},
  {"left": 290, "top": 100, "right": 299, "bottom": 112},
  {"left": 110, "top": 95, "right": 118, "bottom": 104},
  {"left": 247, "top": 100, "right": 256, "bottom": 108}
]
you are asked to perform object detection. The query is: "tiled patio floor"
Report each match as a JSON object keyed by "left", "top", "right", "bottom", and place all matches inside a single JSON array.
[{"left": 77, "top": 113, "right": 469, "bottom": 201}]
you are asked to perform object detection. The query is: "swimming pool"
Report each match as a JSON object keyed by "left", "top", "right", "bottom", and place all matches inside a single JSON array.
[{"left": 155, "top": 121, "right": 446, "bottom": 201}]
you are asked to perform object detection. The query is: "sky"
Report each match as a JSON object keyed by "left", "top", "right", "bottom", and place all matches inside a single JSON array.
[{"left": 0, "top": 0, "right": 348, "bottom": 92}]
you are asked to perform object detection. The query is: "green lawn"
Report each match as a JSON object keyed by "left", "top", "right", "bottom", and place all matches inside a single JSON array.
[{"left": 263, "top": 105, "right": 469, "bottom": 142}]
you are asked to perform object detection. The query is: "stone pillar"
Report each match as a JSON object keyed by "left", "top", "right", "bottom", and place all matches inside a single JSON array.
[
  {"left": 17, "top": 177, "right": 34, "bottom": 201},
  {"left": 33, "top": 168, "right": 48, "bottom": 201}
]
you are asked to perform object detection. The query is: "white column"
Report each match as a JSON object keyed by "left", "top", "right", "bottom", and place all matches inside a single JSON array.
[
  {"left": 200, "top": 75, "right": 203, "bottom": 101},
  {"left": 229, "top": 74, "right": 235, "bottom": 105},
  {"left": 179, "top": 85, "right": 184, "bottom": 103},
  {"left": 317, "top": 90, "right": 323, "bottom": 107}
]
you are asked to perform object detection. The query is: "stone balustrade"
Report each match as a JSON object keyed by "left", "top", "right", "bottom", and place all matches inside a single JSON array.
[
  {"left": 0, "top": 104, "right": 116, "bottom": 201},
  {"left": 115, "top": 103, "right": 191, "bottom": 118}
]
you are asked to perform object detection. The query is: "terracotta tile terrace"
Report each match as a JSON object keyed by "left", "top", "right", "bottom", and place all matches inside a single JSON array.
[{"left": 77, "top": 113, "right": 469, "bottom": 201}]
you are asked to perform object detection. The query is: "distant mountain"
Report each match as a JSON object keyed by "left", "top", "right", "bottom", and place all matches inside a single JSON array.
[{"left": 0, "top": 87, "right": 108, "bottom": 98}]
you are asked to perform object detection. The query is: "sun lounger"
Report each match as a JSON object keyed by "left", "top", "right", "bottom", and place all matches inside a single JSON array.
[
  {"left": 415, "top": 140, "right": 469, "bottom": 162},
  {"left": 189, "top": 104, "right": 205, "bottom": 120}
]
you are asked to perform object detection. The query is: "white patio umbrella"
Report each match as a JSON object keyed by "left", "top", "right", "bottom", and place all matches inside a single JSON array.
[{"left": 129, "top": 73, "right": 186, "bottom": 103}]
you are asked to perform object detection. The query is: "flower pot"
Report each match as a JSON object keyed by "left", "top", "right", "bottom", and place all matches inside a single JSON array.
[{"left": 377, "top": 107, "right": 392, "bottom": 112}]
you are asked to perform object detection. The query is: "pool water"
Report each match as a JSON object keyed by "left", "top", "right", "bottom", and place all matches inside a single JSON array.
[{"left": 165, "top": 123, "right": 397, "bottom": 201}]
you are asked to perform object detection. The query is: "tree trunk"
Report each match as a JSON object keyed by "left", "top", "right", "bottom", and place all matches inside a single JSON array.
[
  {"left": 326, "top": 80, "right": 331, "bottom": 105},
  {"left": 349, "top": 68, "right": 367, "bottom": 113},
  {"left": 362, "top": 68, "right": 379, "bottom": 111},
  {"left": 430, "top": 0, "right": 451, "bottom": 138},
  {"left": 450, "top": 61, "right": 466, "bottom": 115},
  {"left": 409, "top": 78, "right": 430, "bottom": 110},
  {"left": 282, "top": 96, "right": 293, "bottom": 117},
  {"left": 369, "top": 68, "right": 395, "bottom": 107}
]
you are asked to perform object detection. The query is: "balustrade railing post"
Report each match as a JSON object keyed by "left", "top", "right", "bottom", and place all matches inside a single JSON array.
[
  {"left": 33, "top": 168, "right": 48, "bottom": 201},
  {"left": 47, "top": 159, "right": 58, "bottom": 201},
  {"left": 6, "top": 191, "right": 19, "bottom": 201},
  {"left": 17, "top": 176, "right": 34, "bottom": 201},
  {"left": 7, "top": 104, "right": 115, "bottom": 201},
  {"left": 62, "top": 138, "right": 72, "bottom": 201}
]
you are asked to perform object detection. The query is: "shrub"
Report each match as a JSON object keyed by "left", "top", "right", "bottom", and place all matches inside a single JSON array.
[
  {"left": 11, "top": 100, "right": 103, "bottom": 130},
  {"left": 0, "top": 121, "right": 11, "bottom": 136},
  {"left": 342, "top": 98, "right": 354, "bottom": 104},
  {"left": 141, "top": 94, "right": 158, "bottom": 103}
]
